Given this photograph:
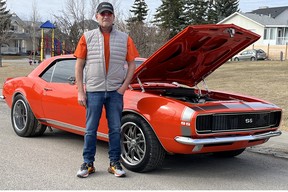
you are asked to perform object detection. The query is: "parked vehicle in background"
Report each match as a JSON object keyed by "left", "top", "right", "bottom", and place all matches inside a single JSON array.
[{"left": 232, "top": 49, "right": 267, "bottom": 61}]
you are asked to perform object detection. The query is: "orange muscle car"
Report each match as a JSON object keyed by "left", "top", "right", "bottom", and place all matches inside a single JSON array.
[{"left": 1, "top": 24, "right": 282, "bottom": 172}]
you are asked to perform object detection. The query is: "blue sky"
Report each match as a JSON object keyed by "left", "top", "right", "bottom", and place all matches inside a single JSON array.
[{"left": 6, "top": 0, "right": 288, "bottom": 21}]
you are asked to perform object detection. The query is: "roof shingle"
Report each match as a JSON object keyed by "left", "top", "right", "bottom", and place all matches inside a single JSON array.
[{"left": 249, "top": 6, "right": 288, "bottom": 18}]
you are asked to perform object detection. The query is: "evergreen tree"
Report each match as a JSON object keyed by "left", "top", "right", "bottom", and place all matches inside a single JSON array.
[
  {"left": 126, "top": 0, "right": 149, "bottom": 57},
  {"left": 0, "top": 0, "right": 12, "bottom": 67},
  {"left": 128, "top": 0, "right": 149, "bottom": 23},
  {"left": 153, "top": 0, "right": 186, "bottom": 39},
  {"left": 206, "top": 0, "right": 218, "bottom": 24},
  {"left": 183, "top": 0, "right": 209, "bottom": 25},
  {"left": 214, "top": 0, "right": 239, "bottom": 22},
  {"left": 0, "top": 0, "right": 11, "bottom": 33}
]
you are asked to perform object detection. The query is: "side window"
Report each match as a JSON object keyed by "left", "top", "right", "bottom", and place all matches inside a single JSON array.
[
  {"left": 41, "top": 59, "right": 76, "bottom": 83},
  {"left": 41, "top": 65, "right": 55, "bottom": 82}
]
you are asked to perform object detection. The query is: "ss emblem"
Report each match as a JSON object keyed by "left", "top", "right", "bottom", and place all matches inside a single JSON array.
[{"left": 245, "top": 118, "right": 253, "bottom": 123}]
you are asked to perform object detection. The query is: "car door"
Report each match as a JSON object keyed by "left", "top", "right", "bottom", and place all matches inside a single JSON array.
[
  {"left": 40, "top": 58, "right": 86, "bottom": 131},
  {"left": 240, "top": 50, "right": 250, "bottom": 60}
]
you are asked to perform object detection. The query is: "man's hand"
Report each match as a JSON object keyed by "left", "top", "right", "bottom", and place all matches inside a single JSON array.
[
  {"left": 117, "top": 86, "right": 126, "bottom": 95},
  {"left": 78, "top": 91, "right": 87, "bottom": 108}
]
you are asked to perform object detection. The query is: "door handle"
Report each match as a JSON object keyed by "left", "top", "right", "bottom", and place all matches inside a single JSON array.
[{"left": 44, "top": 87, "right": 53, "bottom": 91}]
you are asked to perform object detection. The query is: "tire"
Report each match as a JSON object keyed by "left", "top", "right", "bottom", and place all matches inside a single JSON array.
[
  {"left": 234, "top": 57, "right": 239, "bottom": 61},
  {"left": 120, "top": 114, "right": 166, "bottom": 172},
  {"left": 250, "top": 57, "right": 256, "bottom": 61},
  {"left": 11, "top": 94, "right": 47, "bottom": 137},
  {"left": 33, "top": 121, "right": 47, "bottom": 136},
  {"left": 212, "top": 148, "right": 246, "bottom": 158}
]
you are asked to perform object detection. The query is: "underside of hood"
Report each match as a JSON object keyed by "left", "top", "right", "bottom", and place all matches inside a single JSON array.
[{"left": 132, "top": 24, "right": 260, "bottom": 87}]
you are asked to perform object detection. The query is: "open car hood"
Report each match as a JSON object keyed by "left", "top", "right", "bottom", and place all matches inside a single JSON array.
[{"left": 131, "top": 24, "right": 260, "bottom": 87}]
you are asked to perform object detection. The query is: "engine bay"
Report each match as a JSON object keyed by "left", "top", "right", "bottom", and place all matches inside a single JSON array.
[{"left": 131, "top": 82, "right": 222, "bottom": 104}]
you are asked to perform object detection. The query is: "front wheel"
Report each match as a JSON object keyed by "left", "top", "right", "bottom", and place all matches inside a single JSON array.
[
  {"left": 11, "top": 94, "right": 47, "bottom": 137},
  {"left": 120, "top": 114, "right": 166, "bottom": 172}
]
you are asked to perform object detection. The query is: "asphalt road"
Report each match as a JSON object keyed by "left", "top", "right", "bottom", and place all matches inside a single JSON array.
[{"left": 1, "top": 95, "right": 288, "bottom": 190}]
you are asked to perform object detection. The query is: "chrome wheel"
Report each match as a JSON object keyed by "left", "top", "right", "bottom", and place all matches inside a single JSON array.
[
  {"left": 121, "top": 122, "right": 146, "bottom": 166},
  {"left": 12, "top": 99, "right": 28, "bottom": 132},
  {"left": 120, "top": 114, "right": 165, "bottom": 172},
  {"left": 11, "top": 94, "right": 47, "bottom": 137}
]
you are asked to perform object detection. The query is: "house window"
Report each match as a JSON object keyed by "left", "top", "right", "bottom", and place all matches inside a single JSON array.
[
  {"left": 264, "top": 28, "right": 276, "bottom": 40},
  {"left": 264, "top": 29, "right": 268, "bottom": 40},
  {"left": 10, "top": 25, "right": 18, "bottom": 31},
  {"left": 270, "top": 28, "right": 275, "bottom": 39}
]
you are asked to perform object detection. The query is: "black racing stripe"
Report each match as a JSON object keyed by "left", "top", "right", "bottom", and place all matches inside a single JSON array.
[
  {"left": 191, "top": 107, "right": 203, "bottom": 111},
  {"left": 192, "top": 104, "right": 249, "bottom": 111}
]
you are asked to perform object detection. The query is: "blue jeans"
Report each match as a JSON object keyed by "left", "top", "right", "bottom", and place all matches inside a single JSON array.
[{"left": 83, "top": 91, "right": 123, "bottom": 163}]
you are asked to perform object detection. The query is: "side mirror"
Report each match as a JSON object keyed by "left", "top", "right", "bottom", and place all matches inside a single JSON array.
[{"left": 68, "top": 76, "right": 76, "bottom": 85}]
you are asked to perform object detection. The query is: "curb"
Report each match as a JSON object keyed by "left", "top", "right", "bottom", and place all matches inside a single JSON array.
[{"left": 247, "top": 131, "right": 288, "bottom": 159}]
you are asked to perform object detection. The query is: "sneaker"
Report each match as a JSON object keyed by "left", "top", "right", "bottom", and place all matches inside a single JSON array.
[
  {"left": 76, "top": 162, "right": 95, "bottom": 178},
  {"left": 108, "top": 161, "right": 126, "bottom": 177}
]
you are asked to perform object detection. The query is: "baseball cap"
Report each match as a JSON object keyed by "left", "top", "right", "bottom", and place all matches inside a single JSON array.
[{"left": 97, "top": 2, "right": 114, "bottom": 14}]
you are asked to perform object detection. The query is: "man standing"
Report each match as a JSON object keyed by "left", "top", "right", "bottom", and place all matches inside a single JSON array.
[{"left": 74, "top": 2, "right": 139, "bottom": 178}]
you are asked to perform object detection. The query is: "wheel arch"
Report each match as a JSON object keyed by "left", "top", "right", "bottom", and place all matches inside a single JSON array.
[
  {"left": 12, "top": 87, "right": 44, "bottom": 119},
  {"left": 122, "top": 110, "right": 168, "bottom": 152},
  {"left": 12, "top": 91, "right": 42, "bottom": 121},
  {"left": 12, "top": 91, "right": 28, "bottom": 106},
  {"left": 11, "top": 93, "right": 47, "bottom": 137}
]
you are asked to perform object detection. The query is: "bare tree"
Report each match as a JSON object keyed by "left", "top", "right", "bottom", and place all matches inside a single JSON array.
[
  {"left": 128, "top": 21, "right": 169, "bottom": 57},
  {"left": 53, "top": 0, "right": 99, "bottom": 51},
  {"left": 52, "top": 0, "right": 166, "bottom": 57},
  {"left": 29, "top": 0, "right": 41, "bottom": 63}
]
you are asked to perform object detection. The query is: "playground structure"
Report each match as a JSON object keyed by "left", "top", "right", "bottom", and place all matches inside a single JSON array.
[{"left": 39, "top": 20, "right": 69, "bottom": 62}]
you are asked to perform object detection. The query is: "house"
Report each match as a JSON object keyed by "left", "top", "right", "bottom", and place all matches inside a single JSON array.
[
  {"left": 218, "top": 11, "right": 288, "bottom": 46},
  {"left": 218, "top": 6, "right": 288, "bottom": 60},
  {"left": 1, "top": 13, "right": 42, "bottom": 55},
  {"left": 1, "top": 12, "right": 99, "bottom": 57}
]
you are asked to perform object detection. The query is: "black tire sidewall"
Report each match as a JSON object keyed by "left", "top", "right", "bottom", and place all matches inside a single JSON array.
[
  {"left": 121, "top": 114, "right": 164, "bottom": 172},
  {"left": 11, "top": 95, "right": 35, "bottom": 137}
]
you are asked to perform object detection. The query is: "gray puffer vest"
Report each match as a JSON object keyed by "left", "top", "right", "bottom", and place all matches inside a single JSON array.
[{"left": 84, "top": 27, "right": 128, "bottom": 92}]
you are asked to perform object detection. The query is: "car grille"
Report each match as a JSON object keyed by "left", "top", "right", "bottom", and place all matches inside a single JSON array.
[{"left": 196, "top": 111, "right": 281, "bottom": 133}]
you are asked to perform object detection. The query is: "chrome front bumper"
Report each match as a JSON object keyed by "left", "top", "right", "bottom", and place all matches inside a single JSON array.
[{"left": 175, "top": 131, "right": 282, "bottom": 146}]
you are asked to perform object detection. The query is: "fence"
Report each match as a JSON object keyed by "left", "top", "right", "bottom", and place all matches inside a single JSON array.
[
  {"left": 1, "top": 47, "right": 27, "bottom": 55},
  {"left": 248, "top": 44, "right": 288, "bottom": 61}
]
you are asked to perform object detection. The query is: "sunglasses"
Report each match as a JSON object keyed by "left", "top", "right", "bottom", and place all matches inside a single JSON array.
[{"left": 100, "top": 11, "right": 113, "bottom": 17}]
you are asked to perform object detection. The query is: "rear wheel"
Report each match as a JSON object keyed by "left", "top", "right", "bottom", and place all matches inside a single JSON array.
[
  {"left": 233, "top": 57, "right": 239, "bottom": 61},
  {"left": 11, "top": 94, "right": 47, "bottom": 137},
  {"left": 120, "top": 114, "right": 166, "bottom": 172},
  {"left": 212, "top": 148, "right": 246, "bottom": 158},
  {"left": 251, "top": 57, "right": 256, "bottom": 61}
]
